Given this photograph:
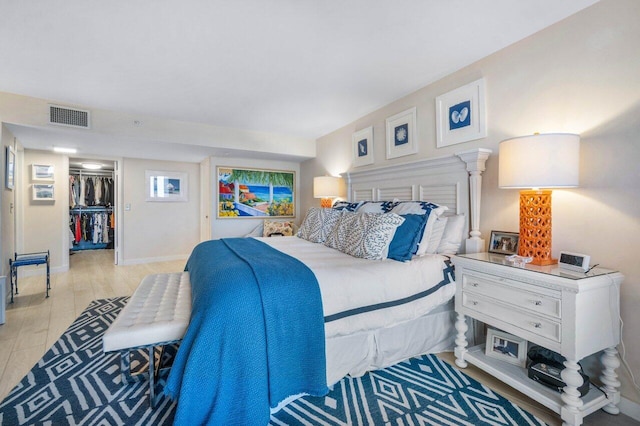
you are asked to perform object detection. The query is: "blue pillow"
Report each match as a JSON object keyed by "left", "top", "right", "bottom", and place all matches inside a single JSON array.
[{"left": 387, "top": 214, "right": 428, "bottom": 262}]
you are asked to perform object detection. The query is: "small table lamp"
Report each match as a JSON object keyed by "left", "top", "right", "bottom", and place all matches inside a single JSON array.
[
  {"left": 499, "top": 133, "right": 580, "bottom": 265},
  {"left": 313, "top": 176, "right": 344, "bottom": 208}
]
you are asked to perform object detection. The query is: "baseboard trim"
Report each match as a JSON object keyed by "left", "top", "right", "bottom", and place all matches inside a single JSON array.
[
  {"left": 620, "top": 396, "right": 640, "bottom": 422},
  {"left": 120, "top": 254, "right": 188, "bottom": 266}
]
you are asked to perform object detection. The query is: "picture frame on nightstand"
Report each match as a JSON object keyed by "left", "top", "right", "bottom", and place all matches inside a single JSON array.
[
  {"left": 486, "top": 328, "right": 527, "bottom": 368},
  {"left": 488, "top": 230, "right": 520, "bottom": 255}
]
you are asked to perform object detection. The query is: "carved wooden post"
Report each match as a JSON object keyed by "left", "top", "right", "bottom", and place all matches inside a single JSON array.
[{"left": 455, "top": 148, "right": 492, "bottom": 254}]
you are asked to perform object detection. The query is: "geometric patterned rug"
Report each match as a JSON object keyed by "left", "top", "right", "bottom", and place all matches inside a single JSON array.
[
  {"left": 271, "top": 357, "right": 547, "bottom": 426},
  {"left": 0, "top": 298, "right": 546, "bottom": 425}
]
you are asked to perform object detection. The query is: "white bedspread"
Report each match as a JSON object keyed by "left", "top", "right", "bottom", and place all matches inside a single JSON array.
[{"left": 258, "top": 236, "right": 455, "bottom": 339}]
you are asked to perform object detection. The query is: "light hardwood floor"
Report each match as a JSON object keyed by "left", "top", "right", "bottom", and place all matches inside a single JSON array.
[
  {"left": 0, "top": 250, "right": 185, "bottom": 403},
  {"left": 0, "top": 250, "right": 636, "bottom": 425}
]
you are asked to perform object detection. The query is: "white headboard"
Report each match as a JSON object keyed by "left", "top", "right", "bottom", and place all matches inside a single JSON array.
[{"left": 344, "top": 148, "right": 491, "bottom": 254}]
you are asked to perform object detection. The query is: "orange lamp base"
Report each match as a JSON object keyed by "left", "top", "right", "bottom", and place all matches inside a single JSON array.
[
  {"left": 518, "top": 190, "right": 557, "bottom": 266},
  {"left": 320, "top": 198, "right": 333, "bottom": 208}
]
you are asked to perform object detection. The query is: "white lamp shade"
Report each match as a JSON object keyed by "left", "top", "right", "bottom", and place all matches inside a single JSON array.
[
  {"left": 498, "top": 133, "right": 580, "bottom": 189},
  {"left": 313, "top": 176, "right": 344, "bottom": 198}
]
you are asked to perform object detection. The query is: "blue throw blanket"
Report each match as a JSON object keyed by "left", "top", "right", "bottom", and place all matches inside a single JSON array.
[{"left": 164, "top": 238, "right": 328, "bottom": 425}]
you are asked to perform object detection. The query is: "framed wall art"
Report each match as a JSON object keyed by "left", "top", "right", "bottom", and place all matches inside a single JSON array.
[
  {"left": 485, "top": 328, "right": 527, "bottom": 368},
  {"left": 32, "top": 164, "right": 55, "bottom": 181},
  {"left": 352, "top": 126, "right": 374, "bottom": 167},
  {"left": 145, "top": 170, "right": 188, "bottom": 202},
  {"left": 5, "top": 146, "right": 15, "bottom": 190},
  {"left": 488, "top": 230, "right": 520, "bottom": 255},
  {"left": 386, "top": 107, "right": 417, "bottom": 159},
  {"left": 32, "top": 184, "right": 55, "bottom": 201},
  {"left": 217, "top": 167, "right": 295, "bottom": 218},
  {"left": 436, "top": 78, "right": 487, "bottom": 148}
]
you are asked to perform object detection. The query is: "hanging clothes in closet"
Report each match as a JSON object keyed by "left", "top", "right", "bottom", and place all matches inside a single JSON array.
[
  {"left": 69, "top": 210, "right": 114, "bottom": 250},
  {"left": 69, "top": 170, "right": 115, "bottom": 251},
  {"left": 69, "top": 174, "right": 114, "bottom": 208}
]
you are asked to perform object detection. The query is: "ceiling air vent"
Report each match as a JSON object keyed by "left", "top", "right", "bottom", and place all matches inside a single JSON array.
[{"left": 49, "top": 105, "right": 91, "bottom": 129}]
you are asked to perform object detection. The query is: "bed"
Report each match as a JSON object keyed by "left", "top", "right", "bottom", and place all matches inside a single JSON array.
[{"left": 165, "top": 148, "right": 491, "bottom": 425}]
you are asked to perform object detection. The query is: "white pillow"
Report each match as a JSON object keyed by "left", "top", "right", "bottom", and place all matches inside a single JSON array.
[
  {"left": 244, "top": 222, "right": 264, "bottom": 237},
  {"left": 297, "top": 207, "right": 342, "bottom": 243},
  {"left": 425, "top": 216, "right": 448, "bottom": 255},
  {"left": 436, "top": 214, "right": 466, "bottom": 255},
  {"left": 324, "top": 211, "right": 405, "bottom": 260}
]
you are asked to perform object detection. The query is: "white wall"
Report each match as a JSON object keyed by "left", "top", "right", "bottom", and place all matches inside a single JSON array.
[
  {"left": 0, "top": 125, "right": 17, "bottom": 278},
  {"left": 21, "top": 150, "right": 69, "bottom": 272},
  {"left": 121, "top": 158, "right": 200, "bottom": 264},
  {"left": 210, "top": 157, "right": 301, "bottom": 239},
  {"left": 303, "top": 0, "right": 640, "bottom": 406},
  {"left": 16, "top": 151, "right": 201, "bottom": 269}
]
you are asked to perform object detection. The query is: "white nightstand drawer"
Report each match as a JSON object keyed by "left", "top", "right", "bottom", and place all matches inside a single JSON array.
[
  {"left": 462, "top": 273, "right": 561, "bottom": 319},
  {"left": 462, "top": 292, "right": 562, "bottom": 342}
]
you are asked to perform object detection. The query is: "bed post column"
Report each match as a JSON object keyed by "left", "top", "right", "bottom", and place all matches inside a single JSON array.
[{"left": 455, "top": 149, "right": 492, "bottom": 254}]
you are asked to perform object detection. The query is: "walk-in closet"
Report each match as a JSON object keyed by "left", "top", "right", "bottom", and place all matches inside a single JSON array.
[{"left": 69, "top": 159, "right": 116, "bottom": 262}]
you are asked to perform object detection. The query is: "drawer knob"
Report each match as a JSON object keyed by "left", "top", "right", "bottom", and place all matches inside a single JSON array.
[
  {"left": 470, "top": 282, "right": 479, "bottom": 287},
  {"left": 470, "top": 301, "right": 478, "bottom": 306},
  {"left": 534, "top": 300, "right": 543, "bottom": 306},
  {"left": 531, "top": 322, "right": 542, "bottom": 328}
]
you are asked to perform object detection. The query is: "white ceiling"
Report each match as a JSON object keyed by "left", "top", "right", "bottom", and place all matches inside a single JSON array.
[{"left": 0, "top": 0, "right": 598, "bottom": 162}]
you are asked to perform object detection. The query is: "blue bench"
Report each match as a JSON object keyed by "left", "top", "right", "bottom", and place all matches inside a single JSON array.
[{"left": 9, "top": 251, "right": 50, "bottom": 303}]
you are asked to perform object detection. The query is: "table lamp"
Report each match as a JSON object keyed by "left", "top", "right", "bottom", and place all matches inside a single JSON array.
[
  {"left": 313, "top": 176, "right": 343, "bottom": 208},
  {"left": 499, "top": 133, "right": 580, "bottom": 265}
]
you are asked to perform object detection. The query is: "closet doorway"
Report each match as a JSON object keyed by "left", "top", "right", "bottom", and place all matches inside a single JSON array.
[{"left": 69, "top": 158, "right": 118, "bottom": 267}]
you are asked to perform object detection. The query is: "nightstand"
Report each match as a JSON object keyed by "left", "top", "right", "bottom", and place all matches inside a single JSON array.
[{"left": 452, "top": 252, "right": 623, "bottom": 426}]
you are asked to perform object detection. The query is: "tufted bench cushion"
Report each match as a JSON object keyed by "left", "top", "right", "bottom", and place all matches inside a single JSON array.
[
  {"left": 103, "top": 272, "right": 191, "bottom": 352},
  {"left": 102, "top": 272, "right": 191, "bottom": 406}
]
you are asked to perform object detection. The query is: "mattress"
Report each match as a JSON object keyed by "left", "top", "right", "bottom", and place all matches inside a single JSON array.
[{"left": 257, "top": 236, "right": 456, "bottom": 339}]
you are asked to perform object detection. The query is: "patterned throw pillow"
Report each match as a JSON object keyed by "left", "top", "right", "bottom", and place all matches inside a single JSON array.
[
  {"left": 324, "top": 211, "right": 405, "bottom": 260},
  {"left": 263, "top": 220, "right": 294, "bottom": 237},
  {"left": 356, "top": 201, "right": 397, "bottom": 214},
  {"left": 297, "top": 207, "right": 343, "bottom": 243},
  {"left": 389, "top": 200, "right": 446, "bottom": 216},
  {"left": 332, "top": 200, "right": 363, "bottom": 211}
]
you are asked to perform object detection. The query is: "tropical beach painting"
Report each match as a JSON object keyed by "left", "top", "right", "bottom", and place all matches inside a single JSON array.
[{"left": 217, "top": 167, "right": 295, "bottom": 218}]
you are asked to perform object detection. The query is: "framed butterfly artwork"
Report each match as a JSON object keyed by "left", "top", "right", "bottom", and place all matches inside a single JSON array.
[{"left": 436, "top": 78, "right": 487, "bottom": 148}]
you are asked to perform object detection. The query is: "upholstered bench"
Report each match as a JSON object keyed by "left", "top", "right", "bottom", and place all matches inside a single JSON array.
[
  {"left": 103, "top": 272, "right": 191, "bottom": 406},
  {"left": 9, "top": 251, "right": 50, "bottom": 303}
]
